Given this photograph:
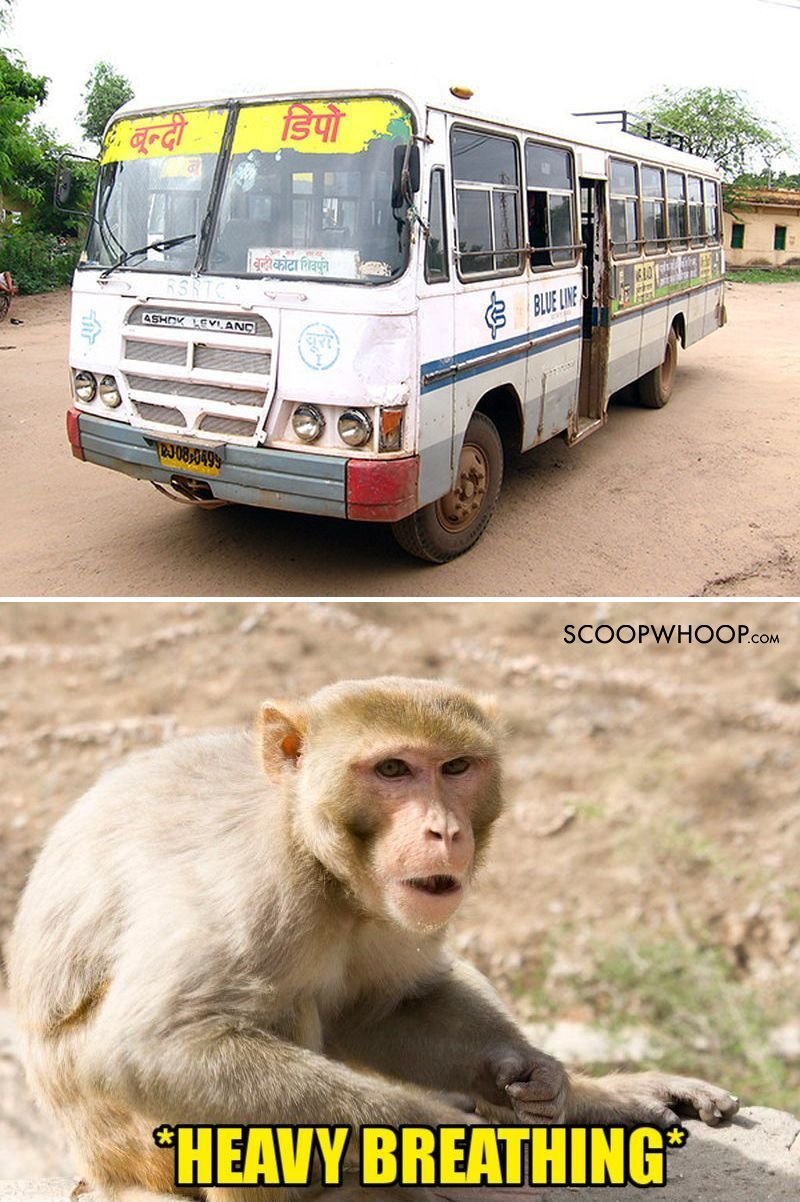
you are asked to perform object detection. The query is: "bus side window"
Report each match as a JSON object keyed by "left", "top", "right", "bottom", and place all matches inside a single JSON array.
[
  {"left": 667, "top": 171, "right": 688, "bottom": 248},
  {"left": 451, "top": 128, "right": 521, "bottom": 278},
  {"left": 524, "top": 142, "right": 577, "bottom": 269},
  {"left": 425, "top": 168, "right": 449, "bottom": 283},
  {"left": 703, "top": 179, "right": 720, "bottom": 244},
  {"left": 641, "top": 165, "right": 666, "bottom": 254},
  {"left": 609, "top": 158, "right": 639, "bottom": 257},
  {"left": 688, "top": 175, "right": 704, "bottom": 246}
]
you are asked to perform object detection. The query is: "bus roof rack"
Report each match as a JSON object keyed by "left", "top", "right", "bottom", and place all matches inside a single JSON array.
[{"left": 572, "top": 110, "right": 697, "bottom": 155}]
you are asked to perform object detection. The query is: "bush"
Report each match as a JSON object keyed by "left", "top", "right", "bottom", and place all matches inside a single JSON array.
[{"left": 0, "top": 228, "right": 80, "bottom": 293}]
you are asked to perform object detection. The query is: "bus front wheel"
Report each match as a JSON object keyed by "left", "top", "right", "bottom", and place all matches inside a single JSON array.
[
  {"left": 638, "top": 327, "right": 678, "bottom": 409},
  {"left": 391, "top": 411, "right": 503, "bottom": 563}
]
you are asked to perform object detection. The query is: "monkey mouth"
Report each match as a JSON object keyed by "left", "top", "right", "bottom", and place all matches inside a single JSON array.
[{"left": 403, "top": 874, "right": 461, "bottom": 896}]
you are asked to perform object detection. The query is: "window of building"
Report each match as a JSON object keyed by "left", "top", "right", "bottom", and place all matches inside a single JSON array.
[
  {"left": 731, "top": 223, "right": 745, "bottom": 249},
  {"left": 774, "top": 225, "right": 787, "bottom": 252},
  {"left": 425, "top": 168, "right": 449, "bottom": 282},
  {"left": 688, "top": 175, "right": 704, "bottom": 245},
  {"left": 451, "top": 128, "right": 521, "bottom": 277},
  {"left": 609, "top": 158, "right": 639, "bottom": 257},
  {"left": 703, "top": 179, "right": 720, "bottom": 242},
  {"left": 641, "top": 165, "right": 666, "bottom": 252},
  {"left": 525, "top": 141, "right": 577, "bottom": 267},
  {"left": 667, "top": 171, "right": 687, "bottom": 246}
]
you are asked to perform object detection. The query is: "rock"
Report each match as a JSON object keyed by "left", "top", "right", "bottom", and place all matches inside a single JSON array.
[{"left": 1, "top": 1109, "right": 798, "bottom": 1202}]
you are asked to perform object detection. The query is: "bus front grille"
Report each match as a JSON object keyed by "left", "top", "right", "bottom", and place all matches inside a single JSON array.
[
  {"left": 194, "top": 345, "right": 271, "bottom": 374},
  {"left": 124, "top": 340, "right": 187, "bottom": 366},
  {"left": 198, "top": 414, "right": 259, "bottom": 437},
  {"left": 121, "top": 305, "right": 276, "bottom": 445},
  {"left": 133, "top": 401, "right": 187, "bottom": 426},
  {"left": 126, "top": 374, "right": 265, "bottom": 408}
]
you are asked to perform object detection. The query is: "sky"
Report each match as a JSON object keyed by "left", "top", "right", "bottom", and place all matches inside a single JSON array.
[{"left": 4, "top": 0, "right": 800, "bottom": 171}]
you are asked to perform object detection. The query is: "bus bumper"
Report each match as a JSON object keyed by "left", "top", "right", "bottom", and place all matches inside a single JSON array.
[{"left": 66, "top": 409, "right": 419, "bottom": 523}]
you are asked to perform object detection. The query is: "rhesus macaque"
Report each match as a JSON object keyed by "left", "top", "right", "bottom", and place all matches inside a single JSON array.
[{"left": 9, "top": 678, "right": 738, "bottom": 1202}]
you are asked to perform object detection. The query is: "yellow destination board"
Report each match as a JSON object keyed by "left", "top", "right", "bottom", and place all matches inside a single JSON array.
[
  {"left": 102, "top": 108, "right": 228, "bottom": 164},
  {"left": 232, "top": 97, "right": 412, "bottom": 156}
]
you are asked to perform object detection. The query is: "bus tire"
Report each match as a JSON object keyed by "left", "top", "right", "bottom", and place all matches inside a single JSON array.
[
  {"left": 391, "top": 411, "right": 503, "bottom": 563},
  {"left": 638, "top": 327, "right": 678, "bottom": 409}
]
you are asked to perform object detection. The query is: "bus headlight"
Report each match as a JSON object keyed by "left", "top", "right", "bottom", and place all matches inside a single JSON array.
[
  {"left": 338, "top": 409, "right": 372, "bottom": 448},
  {"left": 73, "top": 370, "right": 97, "bottom": 403},
  {"left": 98, "top": 374, "right": 122, "bottom": 408},
  {"left": 291, "top": 404, "right": 325, "bottom": 443}
]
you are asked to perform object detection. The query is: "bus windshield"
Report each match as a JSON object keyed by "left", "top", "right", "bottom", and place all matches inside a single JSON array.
[
  {"left": 84, "top": 96, "right": 415, "bottom": 285},
  {"left": 85, "top": 107, "right": 228, "bottom": 273}
]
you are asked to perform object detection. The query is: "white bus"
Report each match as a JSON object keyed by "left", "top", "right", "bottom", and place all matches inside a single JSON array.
[{"left": 64, "top": 87, "right": 725, "bottom": 562}]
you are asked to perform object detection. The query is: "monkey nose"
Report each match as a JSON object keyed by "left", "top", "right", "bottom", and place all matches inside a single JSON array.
[{"left": 426, "top": 819, "right": 461, "bottom": 844}]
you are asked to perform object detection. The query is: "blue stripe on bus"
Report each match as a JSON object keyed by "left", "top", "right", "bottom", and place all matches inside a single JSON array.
[{"left": 421, "top": 318, "right": 582, "bottom": 394}]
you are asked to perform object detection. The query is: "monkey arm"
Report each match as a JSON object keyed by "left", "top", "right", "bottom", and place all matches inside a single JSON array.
[
  {"left": 85, "top": 993, "right": 470, "bottom": 1129},
  {"left": 327, "top": 963, "right": 738, "bottom": 1129},
  {"left": 327, "top": 958, "right": 567, "bottom": 1122}
]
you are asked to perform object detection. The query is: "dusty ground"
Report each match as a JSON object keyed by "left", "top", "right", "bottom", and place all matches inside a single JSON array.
[
  {"left": 1, "top": 601, "right": 798, "bottom": 1119},
  {"left": 1, "top": 284, "right": 799, "bottom": 597}
]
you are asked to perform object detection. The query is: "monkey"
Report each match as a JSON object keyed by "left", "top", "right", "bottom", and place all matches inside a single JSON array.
[{"left": 8, "top": 677, "right": 738, "bottom": 1202}]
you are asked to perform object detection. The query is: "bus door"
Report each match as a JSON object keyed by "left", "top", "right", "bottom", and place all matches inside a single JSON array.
[{"left": 576, "top": 177, "right": 610, "bottom": 435}]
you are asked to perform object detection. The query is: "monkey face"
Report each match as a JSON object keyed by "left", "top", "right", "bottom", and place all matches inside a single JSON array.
[
  {"left": 349, "top": 743, "right": 491, "bottom": 931},
  {"left": 260, "top": 678, "right": 504, "bottom": 932}
]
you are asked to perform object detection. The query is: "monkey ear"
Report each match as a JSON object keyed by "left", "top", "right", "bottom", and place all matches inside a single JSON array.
[
  {"left": 259, "top": 702, "right": 307, "bottom": 778},
  {"left": 477, "top": 693, "right": 500, "bottom": 723}
]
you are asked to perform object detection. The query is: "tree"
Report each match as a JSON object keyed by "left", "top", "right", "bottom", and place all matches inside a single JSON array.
[
  {"left": 0, "top": 0, "right": 13, "bottom": 31},
  {"left": 638, "top": 87, "right": 791, "bottom": 179},
  {"left": 0, "top": 47, "right": 47, "bottom": 199},
  {"left": 730, "top": 168, "right": 800, "bottom": 191},
  {"left": 79, "top": 61, "right": 133, "bottom": 146}
]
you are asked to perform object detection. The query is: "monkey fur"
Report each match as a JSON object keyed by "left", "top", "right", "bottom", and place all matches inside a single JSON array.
[{"left": 9, "top": 678, "right": 738, "bottom": 1201}]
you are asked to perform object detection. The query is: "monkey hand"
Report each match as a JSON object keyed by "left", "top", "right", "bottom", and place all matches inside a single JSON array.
[
  {"left": 494, "top": 1048, "right": 568, "bottom": 1124},
  {"left": 595, "top": 1071, "right": 740, "bottom": 1128}
]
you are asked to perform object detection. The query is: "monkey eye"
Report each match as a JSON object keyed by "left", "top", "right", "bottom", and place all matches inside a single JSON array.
[
  {"left": 375, "top": 758, "right": 411, "bottom": 779},
  {"left": 442, "top": 757, "right": 471, "bottom": 775}
]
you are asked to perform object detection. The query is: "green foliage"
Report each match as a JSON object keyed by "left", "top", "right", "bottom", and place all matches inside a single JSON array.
[
  {"left": 529, "top": 935, "right": 798, "bottom": 1111},
  {"left": 732, "top": 169, "right": 800, "bottom": 191},
  {"left": 9, "top": 123, "right": 95, "bottom": 235},
  {"left": 79, "top": 61, "right": 134, "bottom": 146},
  {"left": 0, "top": 228, "right": 79, "bottom": 292},
  {"left": 726, "top": 267, "right": 800, "bottom": 283},
  {"left": 0, "top": 41, "right": 95, "bottom": 288},
  {"left": 0, "top": 48, "right": 48, "bottom": 198},
  {"left": 639, "top": 87, "right": 792, "bottom": 179}
]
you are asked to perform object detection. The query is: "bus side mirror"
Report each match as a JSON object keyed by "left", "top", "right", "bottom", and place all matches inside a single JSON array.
[
  {"left": 53, "top": 152, "right": 97, "bottom": 216},
  {"left": 55, "top": 166, "right": 73, "bottom": 208},
  {"left": 392, "top": 143, "right": 421, "bottom": 208},
  {"left": 406, "top": 144, "right": 421, "bottom": 194}
]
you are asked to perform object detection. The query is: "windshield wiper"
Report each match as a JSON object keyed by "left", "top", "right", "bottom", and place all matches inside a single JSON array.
[{"left": 99, "top": 233, "right": 197, "bottom": 279}]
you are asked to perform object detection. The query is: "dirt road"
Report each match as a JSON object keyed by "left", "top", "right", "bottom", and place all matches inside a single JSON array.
[{"left": 2, "top": 283, "right": 798, "bottom": 597}]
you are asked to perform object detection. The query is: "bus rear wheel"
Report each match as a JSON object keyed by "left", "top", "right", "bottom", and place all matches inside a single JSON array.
[
  {"left": 638, "top": 327, "right": 678, "bottom": 409},
  {"left": 391, "top": 411, "right": 503, "bottom": 563}
]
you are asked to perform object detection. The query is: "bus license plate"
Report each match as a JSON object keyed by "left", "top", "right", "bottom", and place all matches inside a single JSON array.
[{"left": 157, "top": 441, "right": 222, "bottom": 477}]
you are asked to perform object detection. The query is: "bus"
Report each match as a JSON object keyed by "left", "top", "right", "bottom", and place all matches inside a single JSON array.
[{"left": 63, "top": 87, "right": 725, "bottom": 562}]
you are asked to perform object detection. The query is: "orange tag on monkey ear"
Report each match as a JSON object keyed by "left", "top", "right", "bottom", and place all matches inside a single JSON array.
[{"left": 281, "top": 732, "right": 302, "bottom": 761}]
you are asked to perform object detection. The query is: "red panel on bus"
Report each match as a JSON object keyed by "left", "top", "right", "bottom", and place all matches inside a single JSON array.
[
  {"left": 66, "top": 408, "right": 85, "bottom": 460},
  {"left": 346, "top": 455, "right": 419, "bottom": 522}
]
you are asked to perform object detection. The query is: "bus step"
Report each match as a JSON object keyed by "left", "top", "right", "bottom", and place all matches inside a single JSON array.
[{"left": 568, "top": 416, "right": 605, "bottom": 446}]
